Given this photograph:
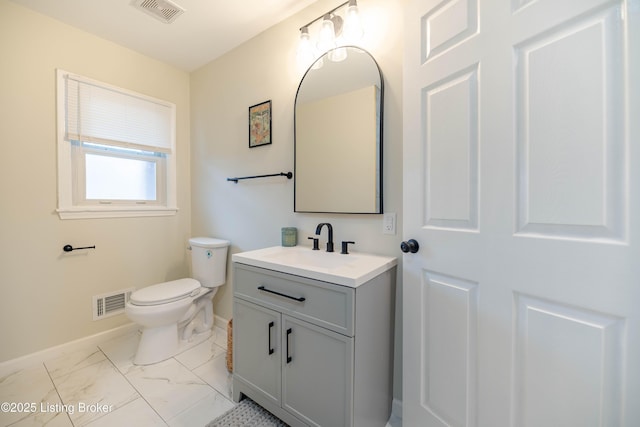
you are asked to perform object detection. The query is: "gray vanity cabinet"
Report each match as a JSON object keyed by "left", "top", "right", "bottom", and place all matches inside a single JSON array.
[
  {"left": 233, "top": 299, "right": 282, "bottom": 405},
  {"left": 232, "top": 263, "right": 395, "bottom": 427},
  {"left": 281, "top": 314, "right": 353, "bottom": 427}
]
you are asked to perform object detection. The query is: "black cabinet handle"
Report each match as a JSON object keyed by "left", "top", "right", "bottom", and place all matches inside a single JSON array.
[
  {"left": 268, "top": 321, "right": 275, "bottom": 355},
  {"left": 286, "top": 328, "right": 293, "bottom": 363},
  {"left": 257, "top": 286, "right": 306, "bottom": 303}
]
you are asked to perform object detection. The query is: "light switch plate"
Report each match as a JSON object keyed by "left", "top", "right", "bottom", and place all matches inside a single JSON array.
[{"left": 383, "top": 212, "right": 396, "bottom": 235}]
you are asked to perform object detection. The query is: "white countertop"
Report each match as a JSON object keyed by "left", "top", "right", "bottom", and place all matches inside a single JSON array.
[{"left": 232, "top": 246, "right": 397, "bottom": 287}]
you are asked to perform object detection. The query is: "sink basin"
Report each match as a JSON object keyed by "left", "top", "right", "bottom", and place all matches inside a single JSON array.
[
  {"left": 263, "top": 248, "right": 360, "bottom": 270},
  {"left": 232, "top": 246, "right": 397, "bottom": 287}
]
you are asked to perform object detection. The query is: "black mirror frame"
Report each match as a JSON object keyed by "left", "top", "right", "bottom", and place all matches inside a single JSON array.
[{"left": 293, "top": 46, "right": 384, "bottom": 214}]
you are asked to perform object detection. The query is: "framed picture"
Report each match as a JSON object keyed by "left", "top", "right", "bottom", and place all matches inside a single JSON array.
[{"left": 248, "top": 100, "right": 272, "bottom": 148}]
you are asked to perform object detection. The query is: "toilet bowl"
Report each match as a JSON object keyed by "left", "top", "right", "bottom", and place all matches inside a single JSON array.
[{"left": 125, "top": 237, "right": 230, "bottom": 365}]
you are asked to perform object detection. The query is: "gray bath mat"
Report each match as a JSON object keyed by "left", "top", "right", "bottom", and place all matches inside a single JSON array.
[{"left": 206, "top": 398, "right": 289, "bottom": 427}]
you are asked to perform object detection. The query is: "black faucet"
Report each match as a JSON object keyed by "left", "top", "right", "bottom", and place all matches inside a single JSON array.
[{"left": 315, "top": 223, "right": 334, "bottom": 252}]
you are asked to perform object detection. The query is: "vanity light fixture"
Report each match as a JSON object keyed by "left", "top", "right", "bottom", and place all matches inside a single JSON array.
[
  {"left": 317, "top": 14, "right": 337, "bottom": 52},
  {"left": 297, "top": 0, "right": 364, "bottom": 68},
  {"left": 343, "top": 0, "right": 364, "bottom": 43},
  {"left": 296, "top": 26, "right": 315, "bottom": 66}
]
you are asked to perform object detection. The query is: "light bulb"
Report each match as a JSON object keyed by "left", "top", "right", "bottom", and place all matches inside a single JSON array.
[
  {"left": 317, "top": 14, "right": 336, "bottom": 53},
  {"left": 343, "top": 0, "right": 363, "bottom": 43},
  {"left": 297, "top": 27, "right": 315, "bottom": 68}
]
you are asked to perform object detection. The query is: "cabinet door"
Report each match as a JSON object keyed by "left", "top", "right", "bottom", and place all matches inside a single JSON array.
[
  {"left": 282, "top": 316, "right": 354, "bottom": 427},
  {"left": 233, "top": 299, "right": 281, "bottom": 405}
]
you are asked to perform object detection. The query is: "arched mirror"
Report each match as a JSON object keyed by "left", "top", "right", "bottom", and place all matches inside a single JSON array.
[{"left": 294, "top": 46, "right": 383, "bottom": 213}]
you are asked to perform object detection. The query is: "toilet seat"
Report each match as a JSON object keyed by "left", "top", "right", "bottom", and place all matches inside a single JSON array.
[{"left": 130, "top": 278, "right": 201, "bottom": 306}]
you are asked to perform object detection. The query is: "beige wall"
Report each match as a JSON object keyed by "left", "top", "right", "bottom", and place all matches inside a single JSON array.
[
  {"left": 0, "top": 0, "right": 191, "bottom": 362},
  {"left": 190, "top": 0, "right": 404, "bottom": 400}
]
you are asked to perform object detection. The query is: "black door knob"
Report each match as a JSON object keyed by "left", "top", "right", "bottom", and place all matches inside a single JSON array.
[{"left": 400, "top": 239, "right": 419, "bottom": 253}]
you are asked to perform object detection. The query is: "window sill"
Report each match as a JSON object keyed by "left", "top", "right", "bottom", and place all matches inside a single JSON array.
[{"left": 57, "top": 206, "right": 179, "bottom": 220}]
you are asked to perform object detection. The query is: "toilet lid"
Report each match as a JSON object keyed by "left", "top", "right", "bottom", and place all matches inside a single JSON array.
[
  {"left": 189, "top": 237, "right": 230, "bottom": 248},
  {"left": 129, "top": 278, "right": 201, "bottom": 306}
]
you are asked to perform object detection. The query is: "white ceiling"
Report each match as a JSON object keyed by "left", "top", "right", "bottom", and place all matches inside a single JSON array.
[{"left": 10, "top": 0, "right": 319, "bottom": 71}]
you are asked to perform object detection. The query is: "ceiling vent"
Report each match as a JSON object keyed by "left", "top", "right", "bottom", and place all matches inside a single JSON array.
[{"left": 131, "top": 0, "right": 185, "bottom": 24}]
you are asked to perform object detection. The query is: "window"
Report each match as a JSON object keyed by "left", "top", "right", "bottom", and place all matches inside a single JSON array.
[{"left": 56, "top": 70, "right": 177, "bottom": 219}]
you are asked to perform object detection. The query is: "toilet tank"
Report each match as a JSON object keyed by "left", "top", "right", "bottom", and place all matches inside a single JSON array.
[{"left": 189, "top": 237, "right": 230, "bottom": 288}]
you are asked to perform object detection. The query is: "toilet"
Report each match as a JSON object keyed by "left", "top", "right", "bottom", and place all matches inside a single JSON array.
[{"left": 125, "top": 237, "right": 230, "bottom": 365}]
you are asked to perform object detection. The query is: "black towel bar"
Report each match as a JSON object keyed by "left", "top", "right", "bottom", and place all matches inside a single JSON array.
[{"left": 227, "top": 171, "right": 292, "bottom": 183}]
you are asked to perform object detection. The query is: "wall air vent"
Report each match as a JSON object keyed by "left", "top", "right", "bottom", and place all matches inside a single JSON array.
[
  {"left": 93, "top": 288, "right": 134, "bottom": 320},
  {"left": 131, "top": 0, "right": 185, "bottom": 24}
]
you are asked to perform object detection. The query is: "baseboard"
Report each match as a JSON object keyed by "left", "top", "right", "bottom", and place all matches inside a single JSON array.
[
  {"left": 0, "top": 323, "right": 139, "bottom": 376},
  {"left": 214, "top": 314, "right": 229, "bottom": 330}
]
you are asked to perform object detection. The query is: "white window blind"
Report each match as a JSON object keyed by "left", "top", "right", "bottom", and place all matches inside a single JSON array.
[
  {"left": 64, "top": 74, "right": 174, "bottom": 153},
  {"left": 56, "top": 69, "right": 178, "bottom": 219}
]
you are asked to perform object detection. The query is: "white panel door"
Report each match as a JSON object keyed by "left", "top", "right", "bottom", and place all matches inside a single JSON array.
[{"left": 403, "top": 0, "right": 639, "bottom": 426}]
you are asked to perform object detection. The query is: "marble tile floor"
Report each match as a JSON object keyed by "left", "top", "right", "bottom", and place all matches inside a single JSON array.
[{"left": 0, "top": 327, "right": 234, "bottom": 427}]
